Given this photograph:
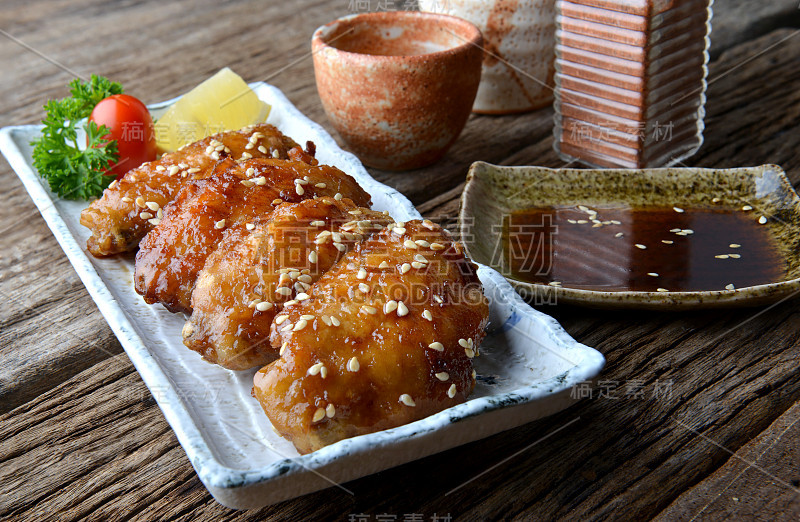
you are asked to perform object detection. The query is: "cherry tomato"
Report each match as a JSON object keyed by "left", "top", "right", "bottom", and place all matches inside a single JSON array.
[{"left": 89, "top": 94, "right": 157, "bottom": 179}]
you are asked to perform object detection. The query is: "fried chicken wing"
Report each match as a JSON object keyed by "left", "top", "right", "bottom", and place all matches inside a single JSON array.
[
  {"left": 134, "top": 158, "right": 371, "bottom": 314},
  {"left": 183, "top": 197, "right": 392, "bottom": 370},
  {"left": 80, "top": 124, "right": 300, "bottom": 257},
  {"left": 253, "top": 220, "right": 490, "bottom": 454}
]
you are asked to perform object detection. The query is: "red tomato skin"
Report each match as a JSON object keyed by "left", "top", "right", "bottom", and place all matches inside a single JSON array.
[{"left": 89, "top": 94, "right": 157, "bottom": 179}]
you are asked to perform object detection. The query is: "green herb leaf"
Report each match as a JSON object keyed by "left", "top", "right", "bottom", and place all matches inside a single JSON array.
[{"left": 30, "top": 75, "right": 124, "bottom": 200}]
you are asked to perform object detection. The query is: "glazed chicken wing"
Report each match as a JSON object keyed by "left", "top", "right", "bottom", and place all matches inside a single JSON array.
[
  {"left": 253, "top": 220, "right": 490, "bottom": 454},
  {"left": 80, "top": 124, "right": 300, "bottom": 257},
  {"left": 134, "top": 158, "right": 371, "bottom": 314},
  {"left": 183, "top": 197, "right": 393, "bottom": 370}
]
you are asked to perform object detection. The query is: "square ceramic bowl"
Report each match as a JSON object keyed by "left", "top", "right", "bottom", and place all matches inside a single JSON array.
[{"left": 459, "top": 161, "right": 800, "bottom": 310}]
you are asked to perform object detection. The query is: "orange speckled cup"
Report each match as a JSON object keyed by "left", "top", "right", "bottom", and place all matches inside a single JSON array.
[{"left": 312, "top": 11, "right": 483, "bottom": 171}]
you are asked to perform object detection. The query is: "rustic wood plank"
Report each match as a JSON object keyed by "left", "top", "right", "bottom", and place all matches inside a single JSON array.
[
  {"left": 2, "top": 252, "right": 799, "bottom": 520},
  {"left": 654, "top": 401, "right": 800, "bottom": 521},
  {"left": 1, "top": 0, "right": 798, "bottom": 412},
  {"left": 1, "top": 0, "right": 800, "bottom": 519}
]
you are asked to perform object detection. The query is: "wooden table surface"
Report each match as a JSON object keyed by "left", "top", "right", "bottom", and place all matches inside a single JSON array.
[{"left": 2, "top": 1, "right": 800, "bottom": 520}]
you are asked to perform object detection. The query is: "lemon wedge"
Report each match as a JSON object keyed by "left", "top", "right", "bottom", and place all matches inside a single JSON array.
[{"left": 154, "top": 68, "right": 271, "bottom": 152}]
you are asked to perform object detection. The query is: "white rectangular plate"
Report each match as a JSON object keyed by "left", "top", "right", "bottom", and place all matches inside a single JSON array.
[{"left": 0, "top": 82, "right": 604, "bottom": 509}]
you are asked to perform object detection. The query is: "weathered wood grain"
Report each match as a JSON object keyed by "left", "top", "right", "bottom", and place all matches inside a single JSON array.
[
  {"left": 1, "top": 0, "right": 800, "bottom": 519},
  {"left": 654, "top": 402, "right": 800, "bottom": 521}
]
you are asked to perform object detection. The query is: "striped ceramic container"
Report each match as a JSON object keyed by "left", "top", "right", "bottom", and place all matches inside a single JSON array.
[{"left": 553, "top": 0, "right": 714, "bottom": 168}]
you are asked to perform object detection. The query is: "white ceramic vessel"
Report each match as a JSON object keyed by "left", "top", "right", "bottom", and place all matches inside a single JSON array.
[
  {"left": 0, "top": 83, "right": 604, "bottom": 509},
  {"left": 419, "top": 0, "right": 557, "bottom": 114}
]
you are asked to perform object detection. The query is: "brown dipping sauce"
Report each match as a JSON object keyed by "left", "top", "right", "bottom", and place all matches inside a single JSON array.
[{"left": 502, "top": 205, "right": 786, "bottom": 292}]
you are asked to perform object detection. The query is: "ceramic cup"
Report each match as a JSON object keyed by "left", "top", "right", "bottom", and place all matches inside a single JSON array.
[
  {"left": 312, "top": 11, "right": 483, "bottom": 171},
  {"left": 419, "top": 0, "right": 556, "bottom": 114}
]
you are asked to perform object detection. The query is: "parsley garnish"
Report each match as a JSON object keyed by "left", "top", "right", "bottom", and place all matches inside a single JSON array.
[{"left": 31, "top": 75, "right": 124, "bottom": 199}]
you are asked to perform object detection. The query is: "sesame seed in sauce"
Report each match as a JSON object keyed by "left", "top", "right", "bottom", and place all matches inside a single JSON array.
[
  {"left": 275, "top": 314, "right": 288, "bottom": 324},
  {"left": 214, "top": 219, "right": 226, "bottom": 229},
  {"left": 358, "top": 283, "right": 369, "bottom": 294},
  {"left": 315, "top": 183, "right": 326, "bottom": 188},
  {"left": 403, "top": 240, "right": 418, "bottom": 250},
  {"left": 284, "top": 299, "right": 299, "bottom": 306},
  {"left": 156, "top": 165, "right": 166, "bottom": 172},
  {"left": 256, "top": 301, "right": 273, "bottom": 312},
  {"left": 312, "top": 408, "right": 325, "bottom": 423},
  {"left": 308, "top": 362, "right": 323, "bottom": 376},
  {"left": 384, "top": 300, "right": 398, "bottom": 314},
  {"left": 258, "top": 145, "right": 268, "bottom": 154},
  {"left": 393, "top": 227, "right": 407, "bottom": 235},
  {"left": 347, "top": 357, "right": 360, "bottom": 372},
  {"left": 725, "top": 284, "right": 735, "bottom": 290},
  {"left": 121, "top": 196, "right": 133, "bottom": 203},
  {"left": 146, "top": 201, "right": 160, "bottom": 211},
  {"left": 298, "top": 274, "right": 313, "bottom": 283},
  {"left": 330, "top": 316, "right": 341, "bottom": 327},
  {"left": 415, "top": 240, "right": 430, "bottom": 248},
  {"left": 135, "top": 196, "right": 146, "bottom": 208},
  {"left": 357, "top": 268, "right": 367, "bottom": 279},
  {"left": 362, "top": 305, "right": 377, "bottom": 315},
  {"left": 140, "top": 212, "right": 153, "bottom": 220},
  {"left": 447, "top": 384, "right": 457, "bottom": 398},
  {"left": 147, "top": 218, "right": 161, "bottom": 226},
  {"left": 647, "top": 273, "right": 659, "bottom": 277},
  {"left": 422, "top": 310, "right": 433, "bottom": 321},
  {"left": 276, "top": 287, "right": 292, "bottom": 296},
  {"left": 430, "top": 242, "right": 445, "bottom": 250},
  {"left": 280, "top": 342, "right": 288, "bottom": 356},
  {"left": 715, "top": 254, "right": 730, "bottom": 259},
  {"left": 742, "top": 205, "right": 753, "bottom": 211},
  {"left": 635, "top": 244, "right": 647, "bottom": 250},
  {"left": 272, "top": 150, "right": 281, "bottom": 158},
  {"left": 240, "top": 180, "right": 254, "bottom": 187},
  {"left": 662, "top": 240, "right": 674, "bottom": 245},
  {"left": 168, "top": 165, "right": 180, "bottom": 176},
  {"left": 397, "top": 301, "right": 409, "bottom": 317},
  {"left": 729, "top": 254, "right": 741, "bottom": 259},
  {"left": 458, "top": 338, "right": 470, "bottom": 348},
  {"left": 246, "top": 223, "right": 255, "bottom": 231},
  {"left": 422, "top": 220, "right": 436, "bottom": 230},
  {"left": 310, "top": 220, "right": 325, "bottom": 227},
  {"left": 411, "top": 261, "right": 426, "bottom": 269},
  {"left": 429, "top": 342, "right": 444, "bottom": 352},
  {"left": 379, "top": 261, "right": 390, "bottom": 269},
  {"left": 308, "top": 251, "right": 318, "bottom": 263},
  {"left": 399, "top": 394, "right": 416, "bottom": 407},
  {"left": 435, "top": 372, "right": 449, "bottom": 381},
  {"left": 657, "top": 288, "right": 669, "bottom": 292},
  {"left": 758, "top": 216, "right": 768, "bottom": 224},
  {"left": 326, "top": 404, "right": 335, "bottom": 418},
  {"left": 296, "top": 184, "right": 305, "bottom": 196},
  {"left": 296, "top": 293, "right": 311, "bottom": 300},
  {"left": 673, "top": 207, "right": 684, "bottom": 213},
  {"left": 401, "top": 263, "right": 411, "bottom": 274},
  {"left": 334, "top": 193, "right": 343, "bottom": 200},
  {"left": 320, "top": 366, "right": 328, "bottom": 378},
  {"left": 334, "top": 242, "right": 346, "bottom": 252},
  {"left": 281, "top": 322, "right": 293, "bottom": 332}
]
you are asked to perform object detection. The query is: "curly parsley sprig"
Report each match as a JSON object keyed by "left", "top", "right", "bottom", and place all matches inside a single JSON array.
[{"left": 31, "top": 75, "right": 124, "bottom": 200}]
